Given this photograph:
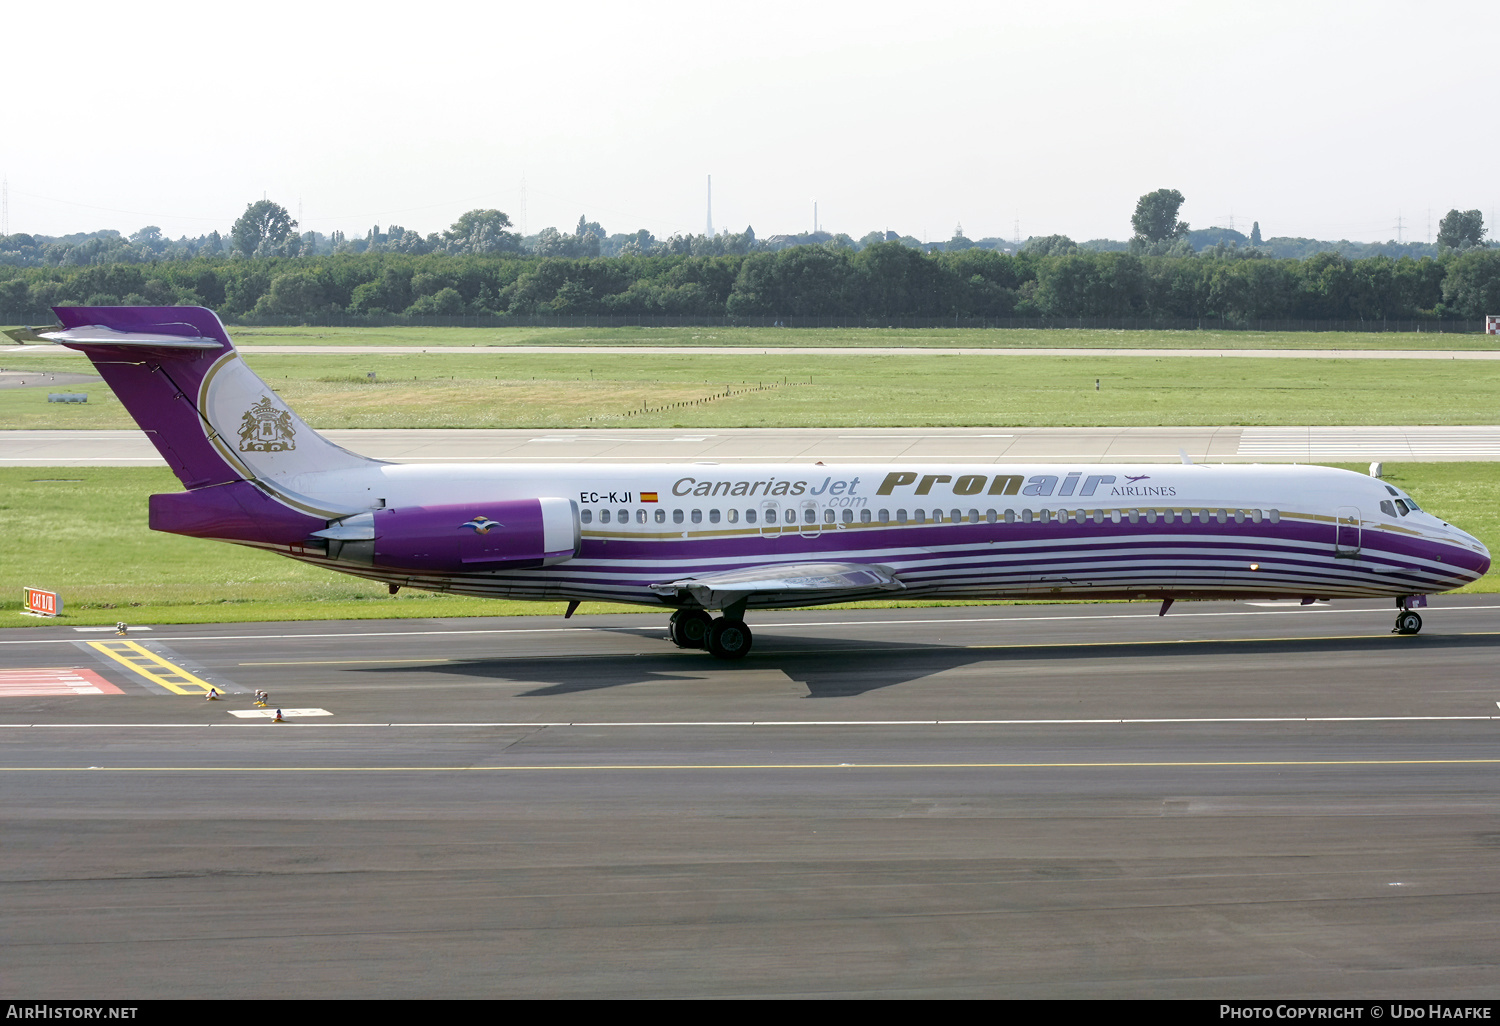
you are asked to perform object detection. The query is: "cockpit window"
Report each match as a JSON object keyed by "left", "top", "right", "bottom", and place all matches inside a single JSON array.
[
  {"left": 1393, "top": 499, "right": 1410, "bottom": 516},
  {"left": 1380, "top": 500, "right": 1396, "bottom": 517},
  {"left": 1404, "top": 497, "right": 1421, "bottom": 511},
  {"left": 1385, "top": 485, "right": 1399, "bottom": 496}
]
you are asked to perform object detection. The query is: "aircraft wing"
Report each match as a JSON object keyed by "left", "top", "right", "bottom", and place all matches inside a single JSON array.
[{"left": 649, "top": 561, "right": 904, "bottom": 608}]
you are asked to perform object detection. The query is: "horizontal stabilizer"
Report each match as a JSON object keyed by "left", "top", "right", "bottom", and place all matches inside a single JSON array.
[
  {"left": 29, "top": 324, "right": 222, "bottom": 349},
  {"left": 4, "top": 325, "right": 63, "bottom": 345},
  {"left": 650, "top": 561, "right": 903, "bottom": 607}
]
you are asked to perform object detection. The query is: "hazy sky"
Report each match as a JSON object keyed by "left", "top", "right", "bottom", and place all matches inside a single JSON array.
[{"left": 5, "top": 1, "right": 1496, "bottom": 245}]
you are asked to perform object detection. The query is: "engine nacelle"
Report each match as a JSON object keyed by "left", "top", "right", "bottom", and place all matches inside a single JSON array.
[{"left": 314, "top": 498, "right": 580, "bottom": 571}]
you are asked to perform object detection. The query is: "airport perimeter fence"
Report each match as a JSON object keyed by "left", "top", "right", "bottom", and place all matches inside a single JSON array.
[{"left": 2, "top": 312, "right": 1493, "bottom": 334}]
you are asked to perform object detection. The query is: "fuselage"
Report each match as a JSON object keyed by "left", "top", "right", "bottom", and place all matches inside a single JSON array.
[
  {"left": 268, "top": 459, "right": 1491, "bottom": 609},
  {"left": 29, "top": 305, "right": 1489, "bottom": 618}
]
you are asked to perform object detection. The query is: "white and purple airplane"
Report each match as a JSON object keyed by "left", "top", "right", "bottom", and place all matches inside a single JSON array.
[{"left": 11, "top": 306, "right": 1490, "bottom": 658}]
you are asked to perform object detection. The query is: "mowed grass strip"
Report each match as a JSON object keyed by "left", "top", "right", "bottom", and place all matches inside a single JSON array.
[
  {"left": 2, "top": 350, "right": 1499, "bottom": 429},
  {"left": 220, "top": 324, "right": 1500, "bottom": 351},
  {"left": 0, "top": 463, "right": 1494, "bottom": 628}
]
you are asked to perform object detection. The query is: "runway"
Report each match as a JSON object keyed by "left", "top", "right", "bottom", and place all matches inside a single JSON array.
[
  {"left": 2, "top": 600, "right": 1498, "bottom": 997},
  {"left": 7, "top": 424, "right": 1500, "bottom": 466}
]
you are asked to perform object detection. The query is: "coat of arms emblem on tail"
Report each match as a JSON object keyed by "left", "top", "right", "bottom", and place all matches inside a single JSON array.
[{"left": 238, "top": 395, "right": 297, "bottom": 452}]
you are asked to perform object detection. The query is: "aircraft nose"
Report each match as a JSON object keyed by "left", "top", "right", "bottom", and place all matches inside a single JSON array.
[{"left": 1455, "top": 529, "right": 1490, "bottom": 581}]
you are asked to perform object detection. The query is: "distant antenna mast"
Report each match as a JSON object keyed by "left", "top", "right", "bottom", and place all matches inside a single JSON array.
[
  {"left": 1396, "top": 213, "right": 1404, "bottom": 244},
  {"left": 1013, "top": 216, "right": 1020, "bottom": 245},
  {"left": 1, "top": 174, "right": 8, "bottom": 237},
  {"left": 814, "top": 200, "right": 818, "bottom": 234},
  {"left": 706, "top": 175, "right": 713, "bottom": 236}
]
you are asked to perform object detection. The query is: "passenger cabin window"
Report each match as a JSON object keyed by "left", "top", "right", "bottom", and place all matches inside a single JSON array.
[
  {"left": 673, "top": 509, "right": 684, "bottom": 524},
  {"left": 655, "top": 509, "right": 666, "bottom": 523},
  {"left": 581, "top": 509, "right": 593, "bottom": 524}
]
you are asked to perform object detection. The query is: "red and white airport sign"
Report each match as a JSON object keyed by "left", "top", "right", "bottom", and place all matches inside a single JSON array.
[
  {"left": 1487, "top": 315, "right": 1500, "bottom": 335},
  {"left": 22, "top": 587, "right": 61, "bottom": 617}
]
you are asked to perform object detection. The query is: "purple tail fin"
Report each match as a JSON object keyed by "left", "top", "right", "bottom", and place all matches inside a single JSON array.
[
  {"left": 40, "top": 307, "right": 375, "bottom": 501},
  {"left": 49, "top": 306, "right": 239, "bottom": 489}
]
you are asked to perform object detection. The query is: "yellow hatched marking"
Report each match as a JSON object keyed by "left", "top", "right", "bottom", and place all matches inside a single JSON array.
[{"left": 86, "top": 641, "right": 217, "bottom": 695}]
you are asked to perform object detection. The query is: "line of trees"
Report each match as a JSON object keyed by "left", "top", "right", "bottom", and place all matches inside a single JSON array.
[
  {"left": 3, "top": 191, "right": 1484, "bottom": 271},
  {"left": 3, "top": 244, "right": 1499, "bottom": 324}
]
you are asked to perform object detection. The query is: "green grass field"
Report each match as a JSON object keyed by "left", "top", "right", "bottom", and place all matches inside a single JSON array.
[
  {"left": 220, "top": 324, "right": 1500, "bottom": 350},
  {"left": 3, "top": 348, "right": 1499, "bottom": 430},
  {"left": 1, "top": 463, "right": 1494, "bottom": 628}
]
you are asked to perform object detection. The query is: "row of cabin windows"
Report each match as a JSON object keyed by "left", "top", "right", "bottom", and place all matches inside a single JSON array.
[{"left": 578, "top": 506, "right": 1283, "bottom": 527}]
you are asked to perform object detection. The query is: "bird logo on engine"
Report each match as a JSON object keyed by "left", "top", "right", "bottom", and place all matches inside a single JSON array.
[{"left": 462, "top": 516, "right": 501, "bottom": 534}]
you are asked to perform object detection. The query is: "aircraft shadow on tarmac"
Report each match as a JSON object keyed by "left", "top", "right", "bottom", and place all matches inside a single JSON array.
[{"left": 358, "top": 630, "right": 1500, "bottom": 700}]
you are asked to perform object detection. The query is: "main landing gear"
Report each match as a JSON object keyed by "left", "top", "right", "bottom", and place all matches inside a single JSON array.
[
  {"left": 1393, "top": 597, "right": 1423, "bottom": 635},
  {"left": 668, "top": 608, "right": 754, "bottom": 660}
]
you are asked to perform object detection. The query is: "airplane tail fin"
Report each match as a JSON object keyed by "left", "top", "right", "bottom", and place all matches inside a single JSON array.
[
  {"left": 7, "top": 307, "right": 377, "bottom": 542},
  {"left": 12, "top": 306, "right": 378, "bottom": 495}
]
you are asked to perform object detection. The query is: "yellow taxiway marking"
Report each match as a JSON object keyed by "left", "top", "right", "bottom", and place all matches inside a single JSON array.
[
  {"left": 86, "top": 640, "right": 217, "bottom": 695},
  {"left": 5, "top": 758, "right": 1500, "bottom": 772}
]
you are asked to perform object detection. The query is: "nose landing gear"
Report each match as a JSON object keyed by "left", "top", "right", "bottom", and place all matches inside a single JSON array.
[
  {"left": 1394, "top": 611, "right": 1423, "bottom": 635},
  {"left": 1393, "top": 597, "right": 1423, "bottom": 635}
]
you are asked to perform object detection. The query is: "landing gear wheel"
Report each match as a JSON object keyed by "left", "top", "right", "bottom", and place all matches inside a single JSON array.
[
  {"left": 669, "top": 609, "right": 713, "bottom": 649},
  {"left": 1394, "top": 611, "right": 1423, "bottom": 635},
  {"left": 707, "top": 617, "right": 753, "bottom": 660}
]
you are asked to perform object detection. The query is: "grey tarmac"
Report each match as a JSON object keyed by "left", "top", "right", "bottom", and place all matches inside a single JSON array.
[
  {"left": 7, "top": 424, "right": 1500, "bottom": 466},
  {"left": 1, "top": 599, "right": 1498, "bottom": 998}
]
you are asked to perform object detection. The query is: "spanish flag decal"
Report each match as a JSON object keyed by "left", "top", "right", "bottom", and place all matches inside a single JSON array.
[{"left": 641, "top": 491, "right": 659, "bottom": 502}]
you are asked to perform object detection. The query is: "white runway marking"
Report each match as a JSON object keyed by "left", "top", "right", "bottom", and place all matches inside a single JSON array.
[
  {"left": 5, "top": 604, "right": 1498, "bottom": 646},
  {"left": 228, "top": 708, "right": 333, "bottom": 719},
  {"left": 1238, "top": 427, "right": 1500, "bottom": 458},
  {"left": 0, "top": 668, "right": 124, "bottom": 696},
  {"left": 3, "top": 714, "right": 1497, "bottom": 728}
]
